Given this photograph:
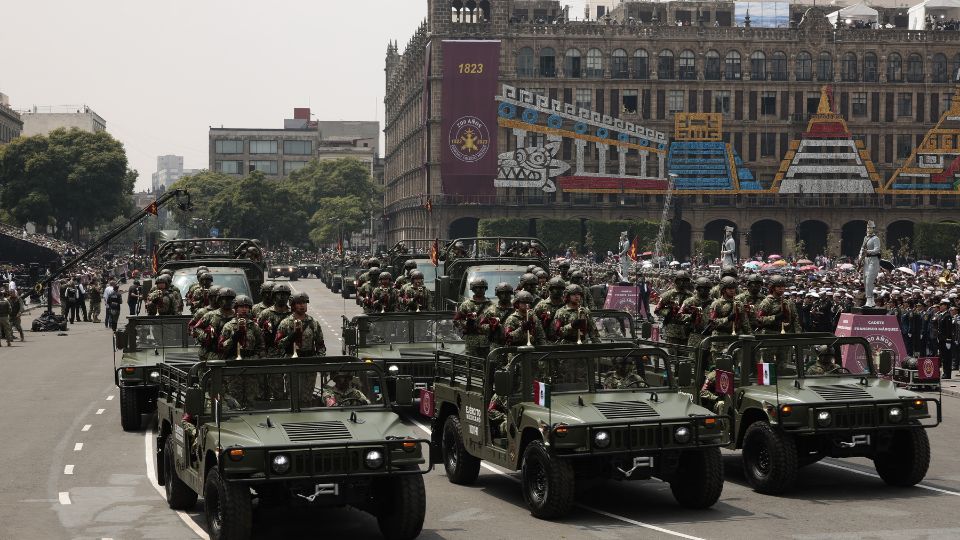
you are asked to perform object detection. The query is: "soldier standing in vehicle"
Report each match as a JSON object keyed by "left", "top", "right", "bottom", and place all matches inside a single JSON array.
[
  {"left": 554, "top": 284, "right": 600, "bottom": 344},
  {"left": 394, "top": 260, "right": 418, "bottom": 290},
  {"left": 710, "top": 276, "right": 752, "bottom": 346},
  {"left": 736, "top": 274, "right": 765, "bottom": 331},
  {"left": 568, "top": 270, "right": 595, "bottom": 309},
  {"left": 158, "top": 269, "right": 184, "bottom": 311},
  {"left": 681, "top": 277, "right": 715, "bottom": 350},
  {"left": 257, "top": 283, "right": 292, "bottom": 358},
  {"left": 276, "top": 293, "right": 326, "bottom": 403},
  {"left": 482, "top": 282, "right": 515, "bottom": 349},
  {"left": 187, "top": 272, "right": 213, "bottom": 314},
  {"left": 196, "top": 288, "right": 236, "bottom": 361},
  {"left": 368, "top": 272, "right": 399, "bottom": 313},
  {"left": 401, "top": 270, "right": 432, "bottom": 311},
  {"left": 516, "top": 272, "right": 538, "bottom": 296},
  {"left": 533, "top": 277, "right": 567, "bottom": 342},
  {"left": 146, "top": 275, "right": 181, "bottom": 316},
  {"left": 189, "top": 285, "right": 220, "bottom": 337},
  {"left": 454, "top": 278, "right": 493, "bottom": 357},
  {"left": 557, "top": 260, "right": 572, "bottom": 282},
  {"left": 251, "top": 281, "right": 275, "bottom": 319},
  {"left": 503, "top": 291, "right": 546, "bottom": 346},
  {"left": 219, "top": 295, "right": 264, "bottom": 360},
  {"left": 655, "top": 271, "right": 694, "bottom": 346},
  {"left": 359, "top": 266, "right": 381, "bottom": 313},
  {"left": 534, "top": 269, "right": 551, "bottom": 300},
  {"left": 710, "top": 267, "right": 738, "bottom": 299},
  {"left": 756, "top": 275, "right": 801, "bottom": 334}
]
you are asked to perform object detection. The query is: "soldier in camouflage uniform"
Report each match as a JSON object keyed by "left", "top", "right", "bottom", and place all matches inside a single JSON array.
[
  {"left": 196, "top": 288, "right": 236, "bottom": 361},
  {"left": 275, "top": 293, "right": 326, "bottom": 403},
  {"left": 367, "top": 272, "right": 399, "bottom": 313},
  {"left": 554, "top": 284, "right": 600, "bottom": 344},
  {"left": 359, "top": 266, "right": 381, "bottom": 313},
  {"left": 219, "top": 295, "right": 265, "bottom": 360},
  {"left": 185, "top": 268, "right": 212, "bottom": 314},
  {"left": 158, "top": 269, "right": 184, "bottom": 310},
  {"left": 0, "top": 293, "right": 13, "bottom": 346},
  {"left": 487, "top": 392, "right": 508, "bottom": 440},
  {"left": 322, "top": 372, "right": 370, "bottom": 406},
  {"left": 503, "top": 291, "right": 547, "bottom": 346},
  {"left": 146, "top": 274, "right": 182, "bottom": 316},
  {"left": 806, "top": 347, "right": 842, "bottom": 375},
  {"left": 400, "top": 270, "right": 432, "bottom": 312},
  {"left": 516, "top": 272, "right": 538, "bottom": 296},
  {"left": 680, "top": 277, "right": 714, "bottom": 349},
  {"left": 533, "top": 277, "right": 567, "bottom": 342},
  {"left": 393, "top": 260, "right": 418, "bottom": 291},
  {"left": 756, "top": 274, "right": 802, "bottom": 363},
  {"left": 535, "top": 270, "right": 550, "bottom": 300},
  {"left": 655, "top": 271, "right": 694, "bottom": 346},
  {"left": 189, "top": 285, "right": 220, "bottom": 337},
  {"left": 454, "top": 278, "right": 493, "bottom": 357},
  {"left": 251, "top": 281, "right": 275, "bottom": 319},
  {"left": 257, "top": 283, "right": 292, "bottom": 358},
  {"left": 87, "top": 281, "right": 101, "bottom": 324},
  {"left": 569, "top": 270, "right": 595, "bottom": 310},
  {"left": 735, "top": 273, "right": 765, "bottom": 332},
  {"left": 603, "top": 356, "right": 648, "bottom": 389},
  {"left": 700, "top": 371, "right": 726, "bottom": 413},
  {"left": 481, "top": 282, "right": 515, "bottom": 349},
  {"left": 709, "top": 267, "right": 738, "bottom": 299},
  {"left": 709, "top": 276, "right": 752, "bottom": 344}
]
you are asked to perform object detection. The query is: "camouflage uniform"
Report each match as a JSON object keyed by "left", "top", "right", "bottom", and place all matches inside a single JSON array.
[
  {"left": 487, "top": 393, "right": 508, "bottom": 438},
  {"left": 699, "top": 371, "right": 726, "bottom": 413},
  {"left": 680, "top": 294, "right": 714, "bottom": 349},
  {"left": 146, "top": 288, "right": 181, "bottom": 316},
  {"left": 735, "top": 290, "right": 764, "bottom": 332},
  {"left": 0, "top": 297, "right": 12, "bottom": 344},
  {"left": 532, "top": 298, "right": 565, "bottom": 342},
  {"left": 369, "top": 286, "right": 400, "bottom": 313},
  {"left": 807, "top": 361, "right": 841, "bottom": 375},
  {"left": 251, "top": 298, "right": 272, "bottom": 319},
  {"left": 553, "top": 305, "right": 600, "bottom": 344},
  {"left": 7, "top": 294, "right": 24, "bottom": 341},
  {"left": 502, "top": 310, "right": 547, "bottom": 346},
  {"left": 755, "top": 295, "right": 802, "bottom": 334},
  {"left": 400, "top": 284, "right": 432, "bottom": 312},
  {"left": 481, "top": 302, "right": 514, "bottom": 349},
  {"left": 321, "top": 384, "right": 371, "bottom": 406},
  {"left": 219, "top": 316, "right": 265, "bottom": 360},
  {"left": 709, "top": 296, "right": 753, "bottom": 355},
  {"left": 275, "top": 315, "right": 327, "bottom": 403},
  {"left": 185, "top": 282, "right": 205, "bottom": 314},
  {"left": 196, "top": 309, "right": 234, "bottom": 361},
  {"left": 454, "top": 297, "right": 492, "bottom": 357},
  {"left": 603, "top": 366, "right": 647, "bottom": 389},
  {"left": 359, "top": 278, "right": 379, "bottom": 313},
  {"left": 87, "top": 283, "right": 101, "bottom": 323},
  {"left": 655, "top": 288, "right": 693, "bottom": 345},
  {"left": 257, "top": 306, "right": 292, "bottom": 357}
]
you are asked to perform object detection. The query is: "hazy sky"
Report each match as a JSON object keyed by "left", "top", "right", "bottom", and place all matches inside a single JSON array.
[{"left": 3, "top": 0, "right": 587, "bottom": 192}]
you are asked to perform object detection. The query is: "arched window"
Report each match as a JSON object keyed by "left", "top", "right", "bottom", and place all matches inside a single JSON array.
[
  {"left": 517, "top": 47, "right": 535, "bottom": 77},
  {"left": 863, "top": 52, "right": 878, "bottom": 82},
  {"left": 658, "top": 50, "right": 675, "bottom": 79},
  {"left": 953, "top": 54, "right": 960, "bottom": 83},
  {"left": 632, "top": 49, "right": 649, "bottom": 79},
  {"left": 771, "top": 51, "right": 787, "bottom": 81},
  {"left": 796, "top": 51, "right": 812, "bottom": 81},
  {"left": 907, "top": 53, "right": 924, "bottom": 83},
  {"left": 724, "top": 50, "right": 741, "bottom": 80},
  {"left": 750, "top": 51, "right": 766, "bottom": 80},
  {"left": 679, "top": 50, "right": 696, "bottom": 80},
  {"left": 586, "top": 48, "right": 604, "bottom": 78},
  {"left": 932, "top": 53, "right": 948, "bottom": 83},
  {"left": 817, "top": 52, "right": 833, "bottom": 81},
  {"left": 564, "top": 48, "right": 582, "bottom": 78},
  {"left": 887, "top": 53, "right": 902, "bottom": 82},
  {"left": 611, "top": 49, "right": 628, "bottom": 78},
  {"left": 704, "top": 50, "right": 721, "bottom": 80},
  {"left": 841, "top": 52, "right": 858, "bottom": 82},
  {"left": 539, "top": 47, "right": 556, "bottom": 77}
]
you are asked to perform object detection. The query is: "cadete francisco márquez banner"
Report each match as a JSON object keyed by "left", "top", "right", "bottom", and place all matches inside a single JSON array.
[{"left": 441, "top": 40, "right": 500, "bottom": 197}]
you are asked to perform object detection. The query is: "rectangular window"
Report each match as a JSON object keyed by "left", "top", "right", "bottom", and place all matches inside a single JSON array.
[
  {"left": 249, "top": 160, "right": 278, "bottom": 174},
  {"left": 714, "top": 91, "right": 731, "bottom": 114},
  {"left": 897, "top": 93, "right": 912, "bottom": 117},
  {"left": 622, "top": 90, "right": 639, "bottom": 114},
  {"left": 283, "top": 140, "right": 312, "bottom": 155},
  {"left": 760, "top": 132, "right": 776, "bottom": 157},
  {"left": 896, "top": 134, "right": 913, "bottom": 159},
  {"left": 575, "top": 88, "right": 592, "bottom": 110},
  {"left": 215, "top": 160, "right": 243, "bottom": 174},
  {"left": 667, "top": 90, "right": 685, "bottom": 114},
  {"left": 283, "top": 161, "right": 308, "bottom": 175},
  {"left": 852, "top": 93, "right": 867, "bottom": 116},
  {"left": 215, "top": 139, "right": 243, "bottom": 154},
  {"left": 760, "top": 92, "right": 776, "bottom": 115},
  {"left": 249, "top": 140, "right": 278, "bottom": 154}
]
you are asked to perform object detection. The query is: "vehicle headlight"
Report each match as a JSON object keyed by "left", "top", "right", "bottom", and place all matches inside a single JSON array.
[
  {"left": 593, "top": 430, "right": 611, "bottom": 449},
  {"left": 271, "top": 453, "right": 290, "bottom": 474},
  {"left": 673, "top": 426, "right": 692, "bottom": 444},
  {"left": 388, "top": 365, "right": 400, "bottom": 375},
  {"left": 816, "top": 410, "right": 832, "bottom": 427},
  {"left": 148, "top": 370, "right": 160, "bottom": 382},
  {"left": 887, "top": 406, "right": 904, "bottom": 423},
  {"left": 365, "top": 449, "right": 384, "bottom": 469}
]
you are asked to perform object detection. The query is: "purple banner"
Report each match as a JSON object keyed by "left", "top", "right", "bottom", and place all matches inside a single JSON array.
[
  {"left": 441, "top": 40, "right": 500, "bottom": 197},
  {"left": 834, "top": 314, "right": 908, "bottom": 373},
  {"left": 603, "top": 285, "right": 647, "bottom": 319}
]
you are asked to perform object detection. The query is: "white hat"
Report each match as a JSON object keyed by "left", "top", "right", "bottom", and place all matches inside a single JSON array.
[{"left": 724, "top": 226, "right": 734, "bottom": 233}]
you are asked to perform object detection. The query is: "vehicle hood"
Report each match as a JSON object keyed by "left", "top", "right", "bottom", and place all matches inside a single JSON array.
[
  {"left": 213, "top": 410, "right": 414, "bottom": 446},
  {"left": 527, "top": 390, "right": 710, "bottom": 425},
  {"left": 749, "top": 377, "right": 916, "bottom": 405}
]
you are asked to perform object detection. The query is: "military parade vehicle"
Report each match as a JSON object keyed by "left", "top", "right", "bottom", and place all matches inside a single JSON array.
[
  {"left": 429, "top": 343, "right": 729, "bottom": 519},
  {"left": 154, "top": 238, "right": 265, "bottom": 302},
  {"left": 267, "top": 261, "right": 300, "bottom": 281},
  {"left": 296, "top": 260, "right": 320, "bottom": 279},
  {"left": 435, "top": 237, "right": 549, "bottom": 309},
  {"left": 384, "top": 239, "right": 448, "bottom": 292},
  {"left": 156, "top": 356, "right": 430, "bottom": 540},
  {"left": 692, "top": 333, "right": 941, "bottom": 494},
  {"left": 339, "top": 262, "right": 362, "bottom": 298},
  {"left": 114, "top": 315, "right": 198, "bottom": 431},
  {"left": 342, "top": 311, "right": 464, "bottom": 401}
]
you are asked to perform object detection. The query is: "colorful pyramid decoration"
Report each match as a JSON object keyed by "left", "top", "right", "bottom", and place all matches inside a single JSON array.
[
  {"left": 773, "top": 86, "right": 880, "bottom": 194},
  {"left": 884, "top": 86, "right": 960, "bottom": 193},
  {"left": 666, "top": 113, "right": 760, "bottom": 192}
]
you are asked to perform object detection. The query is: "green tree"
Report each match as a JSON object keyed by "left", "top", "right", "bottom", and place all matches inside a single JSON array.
[
  {"left": 915, "top": 222, "right": 960, "bottom": 260},
  {"left": 288, "top": 158, "right": 381, "bottom": 217},
  {"left": 209, "top": 172, "right": 309, "bottom": 246},
  {"left": 308, "top": 196, "right": 369, "bottom": 245},
  {"left": 477, "top": 218, "right": 529, "bottom": 237},
  {"left": 536, "top": 219, "right": 582, "bottom": 254},
  {"left": 168, "top": 170, "right": 236, "bottom": 230}
]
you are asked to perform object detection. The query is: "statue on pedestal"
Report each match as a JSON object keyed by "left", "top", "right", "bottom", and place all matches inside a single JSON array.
[
  {"left": 858, "top": 220, "right": 881, "bottom": 308},
  {"left": 720, "top": 226, "right": 736, "bottom": 270},
  {"left": 618, "top": 231, "right": 631, "bottom": 280}
]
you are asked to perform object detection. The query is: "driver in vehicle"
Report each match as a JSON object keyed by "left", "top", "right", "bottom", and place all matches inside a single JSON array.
[
  {"left": 603, "top": 356, "right": 648, "bottom": 389},
  {"left": 322, "top": 372, "right": 371, "bottom": 406},
  {"left": 807, "top": 346, "right": 842, "bottom": 375}
]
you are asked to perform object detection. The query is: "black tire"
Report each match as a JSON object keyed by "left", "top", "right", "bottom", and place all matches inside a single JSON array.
[
  {"left": 441, "top": 415, "right": 480, "bottom": 485},
  {"left": 521, "top": 440, "right": 575, "bottom": 519},
  {"left": 163, "top": 437, "right": 198, "bottom": 510},
  {"left": 741, "top": 421, "right": 798, "bottom": 494},
  {"left": 669, "top": 447, "right": 724, "bottom": 508},
  {"left": 874, "top": 426, "right": 930, "bottom": 487},
  {"left": 204, "top": 467, "right": 252, "bottom": 540},
  {"left": 376, "top": 473, "right": 426, "bottom": 540},
  {"left": 290, "top": 275, "right": 298, "bottom": 282},
  {"left": 119, "top": 386, "right": 141, "bottom": 432}
]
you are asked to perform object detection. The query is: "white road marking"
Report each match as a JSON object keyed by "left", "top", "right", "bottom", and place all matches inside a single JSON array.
[
  {"left": 58, "top": 492, "right": 71, "bottom": 505},
  {"left": 64, "top": 465, "right": 74, "bottom": 475},
  {"left": 96, "top": 409, "right": 105, "bottom": 415},
  {"left": 405, "top": 415, "right": 704, "bottom": 539},
  {"left": 143, "top": 430, "right": 209, "bottom": 539},
  {"left": 81, "top": 424, "right": 91, "bottom": 432},
  {"left": 818, "top": 460, "right": 960, "bottom": 497},
  {"left": 106, "top": 395, "right": 114, "bottom": 401},
  {"left": 73, "top": 443, "right": 83, "bottom": 451}
]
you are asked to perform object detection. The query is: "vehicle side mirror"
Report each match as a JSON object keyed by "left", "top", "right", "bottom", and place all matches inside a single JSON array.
[
  {"left": 114, "top": 329, "right": 127, "bottom": 350},
  {"left": 878, "top": 350, "right": 892, "bottom": 375},
  {"left": 640, "top": 321, "right": 652, "bottom": 339},
  {"left": 494, "top": 370, "right": 516, "bottom": 396},
  {"left": 184, "top": 387, "right": 204, "bottom": 415},
  {"left": 343, "top": 330, "right": 357, "bottom": 346},
  {"left": 716, "top": 354, "right": 733, "bottom": 373},
  {"left": 393, "top": 376, "right": 413, "bottom": 406},
  {"left": 676, "top": 361, "right": 694, "bottom": 387}
]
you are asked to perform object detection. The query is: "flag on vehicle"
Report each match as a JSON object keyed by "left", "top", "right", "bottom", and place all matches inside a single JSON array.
[
  {"left": 629, "top": 235, "right": 640, "bottom": 261},
  {"left": 757, "top": 363, "right": 776, "bottom": 385},
  {"left": 430, "top": 238, "right": 439, "bottom": 267},
  {"left": 151, "top": 245, "right": 159, "bottom": 274},
  {"left": 337, "top": 237, "right": 343, "bottom": 257},
  {"left": 145, "top": 201, "right": 158, "bottom": 216},
  {"left": 715, "top": 369, "right": 735, "bottom": 396},
  {"left": 533, "top": 379, "right": 550, "bottom": 407}
]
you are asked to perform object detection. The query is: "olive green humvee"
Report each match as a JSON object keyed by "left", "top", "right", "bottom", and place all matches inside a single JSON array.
[
  {"left": 693, "top": 333, "right": 941, "bottom": 495},
  {"left": 156, "top": 356, "right": 430, "bottom": 540},
  {"left": 429, "top": 343, "right": 729, "bottom": 519}
]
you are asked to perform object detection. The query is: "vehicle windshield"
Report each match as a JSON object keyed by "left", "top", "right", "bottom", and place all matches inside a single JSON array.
[
  {"left": 414, "top": 260, "right": 438, "bottom": 290},
  {"left": 219, "top": 365, "right": 386, "bottom": 411},
  {"left": 133, "top": 321, "right": 187, "bottom": 349},
  {"left": 173, "top": 270, "right": 251, "bottom": 298},
  {"left": 365, "top": 320, "right": 411, "bottom": 344},
  {"left": 413, "top": 319, "right": 461, "bottom": 343},
  {"left": 462, "top": 266, "right": 528, "bottom": 300},
  {"left": 743, "top": 341, "right": 873, "bottom": 383},
  {"left": 593, "top": 314, "right": 634, "bottom": 341},
  {"left": 513, "top": 350, "right": 673, "bottom": 394}
]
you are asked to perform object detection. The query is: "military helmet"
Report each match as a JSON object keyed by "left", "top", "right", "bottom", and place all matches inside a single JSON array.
[
  {"left": 558, "top": 260, "right": 571, "bottom": 269},
  {"left": 410, "top": 270, "right": 424, "bottom": 280},
  {"left": 720, "top": 266, "right": 738, "bottom": 278},
  {"left": 195, "top": 266, "right": 210, "bottom": 277},
  {"left": 234, "top": 295, "right": 254, "bottom": 308},
  {"left": 218, "top": 287, "right": 237, "bottom": 299},
  {"left": 378, "top": 271, "right": 393, "bottom": 282},
  {"left": 520, "top": 273, "right": 538, "bottom": 288},
  {"left": 532, "top": 267, "right": 545, "bottom": 275},
  {"left": 748, "top": 273, "right": 764, "bottom": 284},
  {"left": 526, "top": 265, "right": 537, "bottom": 273},
  {"left": 720, "top": 276, "right": 738, "bottom": 289},
  {"left": 368, "top": 266, "right": 381, "bottom": 278},
  {"left": 535, "top": 270, "right": 549, "bottom": 280},
  {"left": 768, "top": 275, "right": 787, "bottom": 287},
  {"left": 403, "top": 260, "right": 418, "bottom": 271},
  {"left": 495, "top": 282, "right": 514, "bottom": 295},
  {"left": 199, "top": 272, "right": 213, "bottom": 284},
  {"left": 547, "top": 276, "right": 566, "bottom": 290},
  {"left": 454, "top": 241, "right": 465, "bottom": 249},
  {"left": 207, "top": 285, "right": 222, "bottom": 296},
  {"left": 155, "top": 274, "right": 172, "bottom": 285},
  {"left": 570, "top": 270, "right": 584, "bottom": 283},
  {"left": 290, "top": 292, "right": 310, "bottom": 305},
  {"left": 514, "top": 290, "right": 535, "bottom": 306},
  {"left": 160, "top": 269, "right": 174, "bottom": 277},
  {"left": 274, "top": 283, "right": 292, "bottom": 295},
  {"left": 563, "top": 284, "right": 584, "bottom": 298},
  {"left": 674, "top": 270, "right": 691, "bottom": 282},
  {"left": 694, "top": 277, "right": 713, "bottom": 289},
  {"left": 469, "top": 277, "right": 488, "bottom": 291},
  {"left": 367, "top": 258, "right": 381, "bottom": 268},
  {"left": 260, "top": 281, "right": 275, "bottom": 293}
]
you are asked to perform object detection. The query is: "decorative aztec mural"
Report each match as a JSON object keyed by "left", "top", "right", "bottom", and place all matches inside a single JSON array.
[
  {"left": 884, "top": 86, "right": 960, "bottom": 193},
  {"left": 667, "top": 113, "right": 761, "bottom": 192}
]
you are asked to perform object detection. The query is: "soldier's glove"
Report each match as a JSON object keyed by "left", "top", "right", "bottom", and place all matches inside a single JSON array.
[
  {"left": 465, "top": 318, "right": 477, "bottom": 331},
  {"left": 488, "top": 317, "right": 499, "bottom": 329}
]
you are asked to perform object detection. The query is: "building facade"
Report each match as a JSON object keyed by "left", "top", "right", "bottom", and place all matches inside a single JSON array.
[
  {"left": 384, "top": 0, "right": 960, "bottom": 259},
  {"left": 20, "top": 105, "right": 106, "bottom": 136},
  {"left": 0, "top": 93, "right": 22, "bottom": 144},
  {"left": 151, "top": 155, "right": 200, "bottom": 192}
]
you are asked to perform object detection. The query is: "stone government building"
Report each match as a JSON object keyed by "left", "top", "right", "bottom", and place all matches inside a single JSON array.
[{"left": 384, "top": 0, "right": 960, "bottom": 260}]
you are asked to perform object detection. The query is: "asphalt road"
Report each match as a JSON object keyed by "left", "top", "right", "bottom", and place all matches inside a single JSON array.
[{"left": 3, "top": 279, "right": 960, "bottom": 540}]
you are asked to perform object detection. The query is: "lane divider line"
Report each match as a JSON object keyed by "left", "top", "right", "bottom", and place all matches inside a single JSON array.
[
  {"left": 818, "top": 460, "right": 960, "bottom": 497},
  {"left": 106, "top": 395, "right": 114, "bottom": 401},
  {"left": 96, "top": 409, "right": 105, "bottom": 415},
  {"left": 143, "top": 430, "right": 209, "bottom": 539},
  {"left": 73, "top": 443, "right": 83, "bottom": 452},
  {"left": 58, "top": 492, "right": 71, "bottom": 505},
  {"left": 81, "top": 425, "right": 91, "bottom": 432},
  {"left": 64, "top": 465, "right": 74, "bottom": 475}
]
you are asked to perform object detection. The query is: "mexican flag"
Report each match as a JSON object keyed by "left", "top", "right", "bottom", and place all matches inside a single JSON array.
[
  {"left": 533, "top": 379, "right": 550, "bottom": 407},
  {"left": 757, "top": 363, "right": 777, "bottom": 385}
]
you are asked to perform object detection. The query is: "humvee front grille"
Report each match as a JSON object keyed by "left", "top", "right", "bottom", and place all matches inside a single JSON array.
[
  {"left": 831, "top": 406, "right": 877, "bottom": 429},
  {"left": 594, "top": 401, "right": 659, "bottom": 420},
  {"left": 282, "top": 421, "right": 351, "bottom": 442},
  {"left": 811, "top": 385, "right": 872, "bottom": 401}
]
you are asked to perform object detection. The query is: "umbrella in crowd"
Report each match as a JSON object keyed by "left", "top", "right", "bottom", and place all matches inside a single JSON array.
[
  {"left": 895, "top": 266, "right": 916, "bottom": 275},
  {"left": 798, "top": 265, "right": 818, "bottom": 272},
  {"left": 743, "top": 260, "right": 762, "bottom": 270},
  {"left": 772, "top": 259, "right": 788, "bottom": 267},
  {"left": 916, "top": 260, "right": 932, "bottom": 266},
  {"left": 797, "top": 258, "right": 814, "bottom": 266},
  {"left": 839, "top": 263, "right": 856, "bottom": 271},
  {"left": 768, "top": 254, "right": 783, "bottom": 261}
]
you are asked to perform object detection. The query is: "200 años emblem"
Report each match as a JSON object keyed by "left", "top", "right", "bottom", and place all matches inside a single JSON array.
[{"left": 449, "top": 116, "right": 491, "bottom": 163}]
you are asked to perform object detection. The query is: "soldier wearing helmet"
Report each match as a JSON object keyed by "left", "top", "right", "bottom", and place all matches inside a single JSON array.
[
  {"left": 189, "top": 285, "right": 221, "bottom": 334},
  {"left": 276, "top": 292, "right": 326, "bottom": 357},
  {"left": 481, "top": 282, "right": 515, "bottom": 349},
  {"left": 503, "top": 290, "right": 546, "bottom": 346},
  {"left": 603, "top": 355, "right": 647, "bottom": 390},
  {"left": 533, "top": 277, "right": 568, "bottom": 342},
  {"left": 710, "top": 266, "right": 739, "bottom": 299},
  {"left": 187, "top": 272, "right": 215, "bottom": 314},
  {"left": 394, "top": 259, "right": 419, "bottom": 290},
  {"left": 517, "top": 272, "right": 538, "bottom": 295},
  {"left": 252, "top": 281, "right": 275, "bottom": 319},
  {"left": 709, "top": 276, "right": 751, "bottom": 346},
  {"left": 359, "top": 266, "right": 381, "bottom": 313},
  {"left": 756, "top": 274, "right": 801, "bottom": 334},
  {"left": 680, "top": 277, "right": 715, "bottom": 348},
  {"left": 196, "top": 287, "right": 236, "bottom": 361},
  {"left": 257, "top": 283, "right": 292, "bottom": 357},
  {"left": 219, "top": 295, "right": 265, "bottom": 360},
  {"left": 454, "top": 277, "right": 492, "bottom": 357},
  {"left": 553, "top": 284, "right": 599, "bottom": 344},
  {"left": 736, "top": 273, "right": 765, "bottom": 330},
  {"left": 557, "top": 260, "right": 572, "bottom": 282},
  {"left": 158, "top": 268, "right": 184, "bottom": 301},
  {"left": 655, "top": 270, "right": 695, "bottom": 346},
  {"left": 450, "top": 241, "right": 468, "bottom": 260},
  {"left": 568, "top": 270, "right": 594, "bottom": 309},
  {"left": 401, "top": 270, "right": 432, "bottom": 311},
  {"left": 146, "top": 274, "right": 181, "bottom": 316},
  {"left": 534, "top": 270, "right": 551, "bottom": 300},
  {"left": 368, "top": 271, "right": 399, "bottom": 313}
]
